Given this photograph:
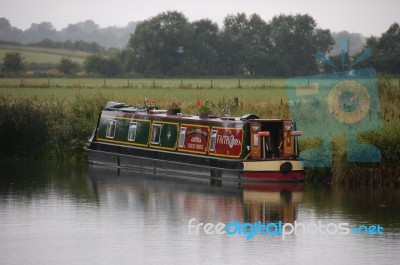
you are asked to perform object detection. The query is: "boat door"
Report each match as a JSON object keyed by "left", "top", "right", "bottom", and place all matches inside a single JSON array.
[
  {"left": 250, "top": 123, "right": 261, "bottom": 159},
  {"left": 282, "top": 121, "right": 294, "bottom": 156}
]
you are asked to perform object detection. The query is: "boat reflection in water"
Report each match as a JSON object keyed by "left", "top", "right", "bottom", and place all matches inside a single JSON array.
[
  {"left": 243, "top": 183, "right": 303, "bottom": 225},
  {"left": 88, "top": 166, "right": 303, "bottom": 226}
]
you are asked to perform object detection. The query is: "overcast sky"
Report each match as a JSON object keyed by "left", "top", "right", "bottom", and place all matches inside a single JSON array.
[{"left": 1, "top": 0, "right": 399, "bottom": 36}]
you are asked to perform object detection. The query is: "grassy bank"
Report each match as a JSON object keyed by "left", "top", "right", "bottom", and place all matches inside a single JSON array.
[{"left": 0, "top": 77, "right": 399, "bottom": 186}]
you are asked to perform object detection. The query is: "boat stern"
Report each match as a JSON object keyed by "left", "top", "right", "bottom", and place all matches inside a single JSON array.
[{"left": 243, "top": 160, "right": 304, "bottom": 182}]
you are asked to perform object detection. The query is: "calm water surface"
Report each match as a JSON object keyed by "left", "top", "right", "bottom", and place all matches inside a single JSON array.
[{"left": 0, "top": 161, "right": 399, "bottom": 265}]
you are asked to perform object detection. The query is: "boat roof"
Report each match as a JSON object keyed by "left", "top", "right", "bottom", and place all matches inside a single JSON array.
[{"left": 103, "top": 101, "right": 290, "bottom": 122}]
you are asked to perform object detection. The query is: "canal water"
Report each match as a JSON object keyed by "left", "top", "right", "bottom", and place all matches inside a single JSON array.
[{"left": 0, "top": 161, "right": 399, "bottom": 265}]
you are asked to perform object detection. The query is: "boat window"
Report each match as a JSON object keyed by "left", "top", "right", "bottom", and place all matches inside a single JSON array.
[
  {"left": 106, "top": 120, "right": 117, "bottom": 139},
  {"left": 209, "top": 130, "right": 218, "bottom": 151},
  {"left": 178, "top": 127, "right": 186, "bottom": 148},
  {"left": 127, "top": 122, "right": 137, "bottom": 141},
  {"left": 151, "top": 124, "right": 162, "bottom": 144}
]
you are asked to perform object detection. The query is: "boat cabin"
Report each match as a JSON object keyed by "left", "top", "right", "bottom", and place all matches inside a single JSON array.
[{"left": 87, "top": 102, "right": 304, "bottom": 182}]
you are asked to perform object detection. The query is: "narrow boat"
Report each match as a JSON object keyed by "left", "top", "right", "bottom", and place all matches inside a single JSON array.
[{"left": 87, "top": 101, "right": 304, "bottom": 182}]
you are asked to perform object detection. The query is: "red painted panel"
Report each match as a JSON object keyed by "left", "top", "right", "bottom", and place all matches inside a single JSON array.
[
  {"left": 178, "top": 125, "right": 210, "bottom": 154},
  {"left": 209, "top": 127, "right": 244, "bottom": 158}
]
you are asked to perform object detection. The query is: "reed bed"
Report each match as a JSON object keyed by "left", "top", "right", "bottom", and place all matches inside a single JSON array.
[{"left": 0, "top": 93, "right": 106, "bottom": 161}]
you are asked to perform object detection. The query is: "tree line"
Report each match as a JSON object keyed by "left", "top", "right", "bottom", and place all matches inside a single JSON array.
[
  {"left": 0, "top": 18, "right": 136, "bottom": 49},
  {"left": 120, "top": 11, "right": 334, "bottom": 77},
  {"left": 120, "top": 11, "right": 400, "bottom": 76},
  {"left": 1, "top": 11, "right": 399, "bottom": 77}
]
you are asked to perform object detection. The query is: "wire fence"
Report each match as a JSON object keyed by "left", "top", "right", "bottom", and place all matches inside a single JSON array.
[
  {"left": 0, "top": 77, "right": 399, "bottom": 89},
  {"left": 0, "top": 78, "right": 288, "bottom": 89}
]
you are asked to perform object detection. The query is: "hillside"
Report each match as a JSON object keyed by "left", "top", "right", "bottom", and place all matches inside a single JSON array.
[{"left": 0, "top": 44, "right": 90, "bottom": 65}]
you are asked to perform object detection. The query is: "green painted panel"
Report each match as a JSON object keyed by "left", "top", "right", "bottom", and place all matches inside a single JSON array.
[
  {"left": 160, "top": 123, "right": 178, "bottom": 148},
  {"left": 134, "top": 121, "right": 150, "bottom": 145}
]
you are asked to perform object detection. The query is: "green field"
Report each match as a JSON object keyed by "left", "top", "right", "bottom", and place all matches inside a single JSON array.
[
  {"left": 0, "top": 45, "right": 88, "bottom": 64},
  {"left": 0, "top": 78, "right": 289, "bottom": 118},
  {"left": 0, "top": 77, "right": 399, "bottom": 119}
]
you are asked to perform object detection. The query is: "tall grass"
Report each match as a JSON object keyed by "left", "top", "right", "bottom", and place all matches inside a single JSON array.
[
  {"left": 49, "top": 92, "right": 106, "bottom": 161},
  {"left": 0, "top": 93, "right": 106, "bottom": 161},
  {"left": 0, "top": 95, "right": 51, "bottom": 158}
]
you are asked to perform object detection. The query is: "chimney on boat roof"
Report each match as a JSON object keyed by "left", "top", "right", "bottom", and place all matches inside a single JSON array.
[{"left": 104, "top": 101, "right": 130, "bottom": 109}]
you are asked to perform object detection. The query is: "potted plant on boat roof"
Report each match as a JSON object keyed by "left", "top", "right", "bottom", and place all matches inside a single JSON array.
[
  {"left": 167, "top": 101, "right": 181, "bottom": 115},
  {"left": 199, "top": 103, "right": 213, "bottom": 119},
  {"left": 143, "top": 97, "right": 158, "bottom": 111}
]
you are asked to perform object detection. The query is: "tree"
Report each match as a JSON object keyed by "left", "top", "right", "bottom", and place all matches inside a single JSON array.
[
  {"left": 358, "top": 23, "right": 400, "bottom": 73},
  {"left": 61, "top": 24, "right": 87, "bottom": 42},
  {"left": 127, "top": 11, "right": 191, "bottom": 75},
  {"left": 84, "top": 54, "right": 102, "bottom": 74},
  {"left": 74, "top": 20, "right": 100, "bottom": 33},
  {"left": 217, "top": 13, "right": 275, "bottom": 75},
  {"left": 24, "top": 22, "right": 58, "bottom": 43},
  {"left": 2, "top": 52, "right": 25, "bottom": 73},
  {"left": 57, "top": 57, "right": 79, "bottom": 76},
  {"left": 0, "top": 17, "right": 23, "bottom": 42},
  {"left": 184, "top": 19, "right": 221, "bottom": 75},
  {"left": 102, "top": 57, "right": 121, "bottom": 77},
  {"left": 219, "top": 13, "right": 249, "bottom": 75},
  {"left": 269, "top": 14, "right": 334, "bottom": 76},
  {"left": 377, "top": 23, "right": 400, "bottom": 54},
  {"left": 240, "top": 14, "right": 273, "bottom": 75},
  {"left": 84, "top": 54, "right": 121, "bottom": 77}
]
